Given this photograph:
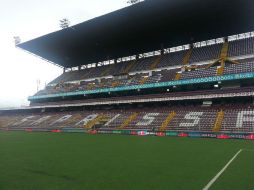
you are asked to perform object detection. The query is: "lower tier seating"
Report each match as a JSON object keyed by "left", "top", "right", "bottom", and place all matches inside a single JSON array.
[{"left": 1, "top": 104, "right": 254, "bottom": 133}]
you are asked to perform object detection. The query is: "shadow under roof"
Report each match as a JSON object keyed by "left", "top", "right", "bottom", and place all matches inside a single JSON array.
[{"left": 18, "top": 0, "right": 254, "bottom": 68}]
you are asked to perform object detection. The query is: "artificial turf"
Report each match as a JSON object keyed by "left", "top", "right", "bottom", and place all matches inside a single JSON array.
[{"left": 0, "top": 132, "right": 253, "bottom": 190}]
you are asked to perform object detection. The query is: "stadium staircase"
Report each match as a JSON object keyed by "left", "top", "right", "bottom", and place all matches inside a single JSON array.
[
  {"left": 0, "top": 116, "right": 18, "bottom": 128},
  {"left": 175, "top": 73, "right": 182, "bottom": 80},
  {"left": 183, "top": 48, "right": 193, "bottom": 65},
  {"left": 111, "top": 81, "right": 120, "bottom": 87},
  {"left": 85, "top": 115, "right": 109, "bottom": 129},
  {"left": 220, "top": 41, "right": 229, "bottom": 60},
  {"left": 119, "top": 113, "right": 138, "bottom": 129},
  {"left": 150, "top": 55, "right": 162, "bottom": 70},
  {"left": 207, "top": 41, "right": 240, "bottom": 71},
  {"left": 159, "top": 111, "right": 176, "bottom": 131},
  {"left": 63, "top": 114, "right": 83, "bottom": 126},
  {"left": 217, "top": 42, "right": 229, "bottom": 75},
  {"left": 217, "top": 67, "right": 224, "bottom": 76},
  {"left": 87, "top": 83, "right": 95, "bottom": 90},
  {"left": 212, "top": 110, "right": 225, "bottom": 132},
  {"left": 139, "top": 77, "right": 149, "bottom": 85}
]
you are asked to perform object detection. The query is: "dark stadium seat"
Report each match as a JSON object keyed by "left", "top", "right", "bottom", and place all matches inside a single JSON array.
[
  {"left": 228, "top": 37, "right": 254, "bottom": 57},
  {"left": 41, "top": 36, "right": 254, "bottom": 98},
  {"left": 158, "top": 50, "right": 187, "bottom": 68},
  {"left": 189, "top": 43, "right": 222, "bottom": 63},
  {"left": 2, "top": 104, "right": 254, "bottom": 134},
  {"left": 34, "top": 58, "right": 254, "bottom": 97}
]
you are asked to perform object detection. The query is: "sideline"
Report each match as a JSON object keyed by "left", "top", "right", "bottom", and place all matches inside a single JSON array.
[{"left": 202, "top": 149, "right": 242, "bottom": 190}]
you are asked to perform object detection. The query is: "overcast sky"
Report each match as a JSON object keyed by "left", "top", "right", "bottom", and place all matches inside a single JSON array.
[{"left": 0, "top": 0, "right": 128, "bottom": 108}]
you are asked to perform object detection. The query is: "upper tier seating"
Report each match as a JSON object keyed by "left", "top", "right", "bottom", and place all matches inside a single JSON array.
[
  {"left": 50, "top": 37, "right": 254, "bottom": 85},
  {"left": 36, "top": 36, "right": 254, "bottom": 97},
  {"left": 129, "top": 56, "right": 157, "bottom": 72},
  {"left": 181, "top": 67, "right": 217, "bottom": 80},
  {"left": 49, "top": 37, "right": 254, "bottom": 85},
  {"left": 237, "top": 57, "right": 254, "bottom": 63},
  {"left": 158, "top": 50, "right": 187, "bottom": 68},
  {"left": 228, "top": 37, "right": 254, "bottom": 57},
  {"left": 224, "top": 61, "right": 254, "bottom": 75},
  {"left": 107, "top": 61, "right": 131, "bottom": 75},
  {"left": 189, "top": 43, "right": 222, "bottom": 63},
  {"left": 36, "top": 60, "right": 254, "bottom": 96}
]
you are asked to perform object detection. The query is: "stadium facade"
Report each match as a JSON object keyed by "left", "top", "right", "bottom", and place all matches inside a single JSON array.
[{"left": 1, "top": 0, "right": 254, "bottom": 140}]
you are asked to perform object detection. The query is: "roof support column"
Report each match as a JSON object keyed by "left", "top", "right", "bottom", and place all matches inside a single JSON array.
[{"left": 161, "top": 44, "right": 164, "bottom": 55}]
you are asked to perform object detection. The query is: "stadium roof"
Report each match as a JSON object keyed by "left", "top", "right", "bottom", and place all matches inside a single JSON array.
[{"left": 18, "top": 0, "right": 254, "bottom": 68}]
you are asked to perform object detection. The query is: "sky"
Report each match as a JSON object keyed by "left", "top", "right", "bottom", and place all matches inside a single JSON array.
[{"left": 0, "top": 0, "right": 128, "bottom": 108}]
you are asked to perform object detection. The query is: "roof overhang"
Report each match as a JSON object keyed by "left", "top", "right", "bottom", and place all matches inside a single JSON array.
[{"left": 18, "top": 0, "right": 254, "bottom": 68}]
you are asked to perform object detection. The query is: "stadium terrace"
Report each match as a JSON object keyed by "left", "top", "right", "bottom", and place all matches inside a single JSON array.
[{"left": 2, "top": 0, "right": 254, "bottom": 140}]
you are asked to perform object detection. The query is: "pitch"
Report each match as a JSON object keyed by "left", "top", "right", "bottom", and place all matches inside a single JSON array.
[{"left": 0, "top": 132, "right": 253, "bottom": 190}]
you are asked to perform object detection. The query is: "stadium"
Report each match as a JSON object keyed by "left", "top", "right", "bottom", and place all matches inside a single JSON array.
[{"left": 1, "top": 0, "right": 254, "bottom": 189}]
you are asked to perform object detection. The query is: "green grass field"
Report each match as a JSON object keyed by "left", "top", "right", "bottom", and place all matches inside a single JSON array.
[{"left": 0, "top": 132, "right": 253, "bottom": 190}]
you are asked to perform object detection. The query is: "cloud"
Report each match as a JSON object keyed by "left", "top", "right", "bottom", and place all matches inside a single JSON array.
[{"left": 0, "top": 0, "right": 127, "bottom": 108}]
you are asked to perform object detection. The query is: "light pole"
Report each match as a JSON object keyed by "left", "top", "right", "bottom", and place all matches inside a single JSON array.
[
  {"left": 127, "top": 0, "right": 142, "bottom": 5},
  {"left": 13, "top": 36, "right": 21, "bottom": 46},
  {"left": 59, "top": 18, "right": 70, "bottom": 29}
]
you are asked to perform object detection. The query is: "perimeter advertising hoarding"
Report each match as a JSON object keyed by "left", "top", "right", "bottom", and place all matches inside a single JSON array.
[{"left": 2, "top": 128, "right": 254, "bottom": 140}]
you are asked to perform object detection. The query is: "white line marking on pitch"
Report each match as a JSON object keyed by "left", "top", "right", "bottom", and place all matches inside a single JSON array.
[
  {"left": 242, "top": 149, "right": 254, "bottom": 152},
  {"left": 202, "top": 149, "right": 242, "bottom": 190}
]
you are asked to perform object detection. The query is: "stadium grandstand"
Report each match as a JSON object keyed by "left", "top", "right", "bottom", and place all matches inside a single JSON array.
[{"left": 1, "top": 0, "right": 254, "bottom": 140}]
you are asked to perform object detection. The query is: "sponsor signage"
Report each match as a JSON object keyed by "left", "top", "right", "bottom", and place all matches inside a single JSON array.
[
  {"left": 29, "top": 72, "right": 254, "bottom": 100},
  {"left": 137, "top": 131, "right": 148, "bottom": 136},
  {"left": 51, "top": 129, "right": 61, "bottom": 133},
  {"left": 5, "top": 127, "right": 254, "bottom": 140},
  {"left": 217, "top": 134, "right": 230, "bottom": 139},
  {"left": 245, "top": 135, "right": 254, "bottom": 140},
  {"left": 178, "top": 133, "right": 188, "bottom": 137},
  {"left": 166, "top": 132, "right": 178, "bottom": 136},
  {"left": 112, "top": 130, "right": 122, "bottom": 134},
  {"left": 88, "top": 130, "right": 97, "bottom": 134},
  {"left": 156, "top": 132, "right": 166, "bottom": 137},
  {"left": 201, "top": 133, "right": 217, "bottom": 138},
  {"left": 130, "top": 131, "right": 138, "bottom": 135},
  {"left": 188, "top": 132, "right": 202, "bottom": 138},
  {"left": 62, "top": 129, "right": 87, "bottom": 133}
]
